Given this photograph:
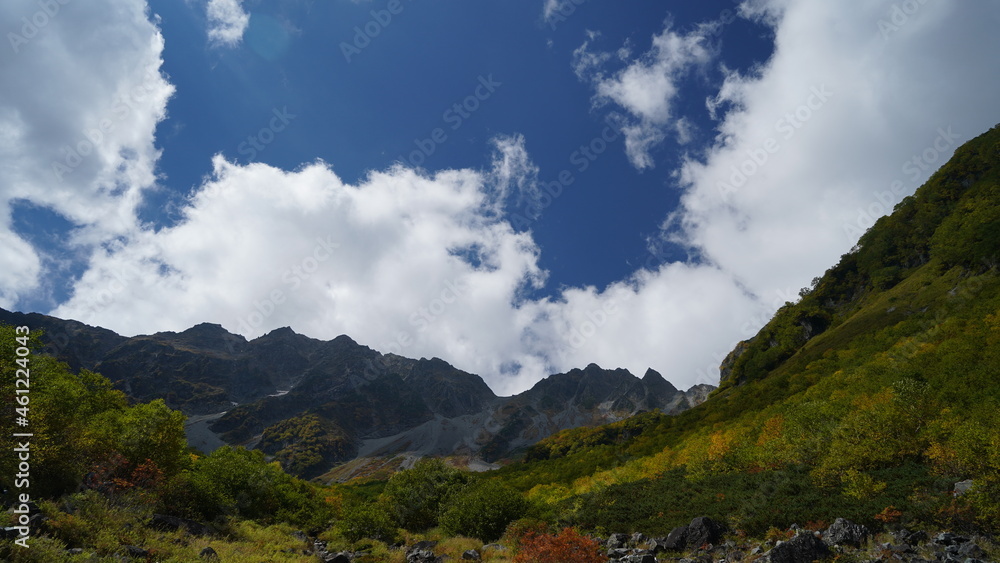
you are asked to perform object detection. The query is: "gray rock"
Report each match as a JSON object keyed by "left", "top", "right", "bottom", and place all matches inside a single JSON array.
[
  {"left": 631, "top": 531, "right": 647, "bottom": 545},
  {"left": 663, "top": 525, "right": 689, "bottom": 550},
  {"left": 647, "top": 537, "right": 668, "bottom": 554},
  {"left": 406, "top": 550, "right": 434, "bottom": 563},
  {"left": 956, "top": 542, "right": 986, "bottom": 559},
  {"left": 824, "top": 517, "right": 870, "bottom": 547},
  {"left": 934, "top": 533, "right": 969, "bottom": 546},
  {"left": 686, "top": 516, "right": 724, "bottom": 549},
  {"left": 607, "top": 533, "right": 629, "bottom": 549},
  {"left": 461, "top": 549, "right": 481, "bottom": 560},
  {"left": 607, "top": 547, "right": 631, "bottom": 559},
  {"left": 761, "top": 532, "right": 830, "bottom": 563},
  {"left": 622, "top": 554, "right": 656, "bottom": 563},
  {"left": 953, "top": 479, "right": 975, "bottom": 497}
]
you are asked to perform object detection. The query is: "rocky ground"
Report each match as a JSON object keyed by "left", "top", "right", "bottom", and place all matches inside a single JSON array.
[{"left": 309, "top": 516, "right": 997, "bottom": 563}]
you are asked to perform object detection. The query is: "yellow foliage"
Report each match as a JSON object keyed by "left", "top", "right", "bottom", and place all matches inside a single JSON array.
[
  {"left": 756, "top": 415, "right": 784, "bottom": 447},
  {"left": 707, "top": 430, "right": 733, "bottom": 462}
]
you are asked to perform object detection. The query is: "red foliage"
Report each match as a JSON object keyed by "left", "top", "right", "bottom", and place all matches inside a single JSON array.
[
  {"left": 874, "top": 505, "right": 903, "bottom": 524},
  {"left": 84, "top": 453, "right": 163, "bottom": 497},
  {"left": 513, "top": 527, "right": 605, "bottom": 563}
]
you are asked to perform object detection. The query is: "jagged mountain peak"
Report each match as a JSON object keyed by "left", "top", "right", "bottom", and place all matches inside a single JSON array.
[{"left": 0, "top": 306, "right": 714, "bottom": 477}]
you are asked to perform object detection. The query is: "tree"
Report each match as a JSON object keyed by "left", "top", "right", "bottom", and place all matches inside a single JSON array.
[
  {"left": 380, "top": 458, "right": 470, "bottom": 530},
  {"left": 440, "top": 480, "right": 529, "bottom": 542}
]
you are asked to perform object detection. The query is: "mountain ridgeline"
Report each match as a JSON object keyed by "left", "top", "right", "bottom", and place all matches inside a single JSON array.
[{"left": 0, "top": 307, "right": 712, "bottom": 479}]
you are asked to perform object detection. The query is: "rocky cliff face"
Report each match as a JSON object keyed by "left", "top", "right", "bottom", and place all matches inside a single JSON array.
[{"left": 0, "top": 308, "right": 714, "bottom": 478}]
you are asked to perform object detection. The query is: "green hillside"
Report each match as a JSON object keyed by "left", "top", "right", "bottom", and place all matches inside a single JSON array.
[{"left": 491, "top": 123, "right": 1000, "bottom": 535}]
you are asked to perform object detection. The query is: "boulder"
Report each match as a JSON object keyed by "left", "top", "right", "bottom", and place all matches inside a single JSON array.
[
  {"left": 630, "top": 531, "right": 647, "bottom": 545},
  {"left": 955, "top": 542, "right": 986, "bottom": 559},
  {"left": 199, "top": 546, "right": 219, "bottom": 559},
  {"left": 762, "top": 532, "right": 830, "bottom": 563},
  {"left": 891, "top": 528, "right": 928, "bottom": 545},
  {"left": 622, "top": 554, "right": 656, "bottom": 563},
  {"left": 461, "top": 549, "right": 481, "bottom": 560},
  {"left": 607, "top": 533, "right": 629, "bottom": 549},
  {"left": 686, "top": 516, "right": 724, "bottom": 549},
  {"left": 953, "top": 479, "right": 975, "bottom": 497},
  {"left": 324, "top": 553, "right": 351, "bottom": 563},
  {"left": 406, "top": 549, "right": 441, "bottom": 563},
  {"left": 647, "top": 537, "right": 669, "bottom": 554},
  {"left": 663, "top": 525, "right": 689, "bottom": 551},
  {"left": 607, "top": 547, "right": 631, "bottom": 559},
  {"left": 410, "top": 540, "right": 439, "bottom": 551},
  {"left": 823, "top": 518, "right": 870, "bottom": 547},
  {"left": 933, "top": 532, "right": 969, "bottom": 546}
]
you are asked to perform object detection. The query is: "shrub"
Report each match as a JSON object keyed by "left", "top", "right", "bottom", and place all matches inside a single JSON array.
[
  {"left": 439, "top": 480, "right": 529, "bottom": 543},
  {"left": 335, "top": 501, "right": 398, "bottom": 543},
  {"left": 513, "top": 527, "right": 604, "bottom": 563},
  {"left": 379, "top": 458, "right": 470, "bottom": 531}
]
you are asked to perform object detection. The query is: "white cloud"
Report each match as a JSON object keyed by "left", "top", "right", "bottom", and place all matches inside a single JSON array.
[
  {"left": 574, "top": 22, "right": 715, "bottom": 169},
  {"left": 206, "top": 0, "right": 249, "bottom": 47},
  {"left": 0, "top": 0, "right": 173, "bottom": 307}
]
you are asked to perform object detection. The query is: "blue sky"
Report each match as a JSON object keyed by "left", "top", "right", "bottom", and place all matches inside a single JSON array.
[
  {"left": 142, "top": 0, "right": 772, "bottom": 294},
  {"left": 2, "top": 1, "right": 999, "bottom": 394}
]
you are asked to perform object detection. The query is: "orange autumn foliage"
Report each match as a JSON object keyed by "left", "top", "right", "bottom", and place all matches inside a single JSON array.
[{"left": 514, "top": 527, "right": 605, "bottom": 563}]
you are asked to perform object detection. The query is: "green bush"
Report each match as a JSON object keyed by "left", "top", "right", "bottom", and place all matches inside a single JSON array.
[
  {"left": 335, "top": 501, "right": 398, "bottom": 543},
  {"left": 440, "top": 480, "right": 529, "bottom": 542},
  {"left": 379, "top": 458, "right": 470, "bottom": 531}
]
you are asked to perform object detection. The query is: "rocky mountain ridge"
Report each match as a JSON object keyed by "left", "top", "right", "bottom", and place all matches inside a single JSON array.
[{"left": 0, "top": 308, "right": 713, "bottom": 478}]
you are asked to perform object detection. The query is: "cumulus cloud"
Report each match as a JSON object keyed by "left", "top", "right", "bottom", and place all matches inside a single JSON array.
[
  {"left": 574, "top": 22, "right": 715, "bottom": 169},
  {"left": 206, "top": 0, "right": 249, "bottom": 47},
  {"left": 0, "top": 0, "right": 173, "bottom": 307},
  {"left": 52, "top": 150, "right": 551, "bottom": 395}
]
